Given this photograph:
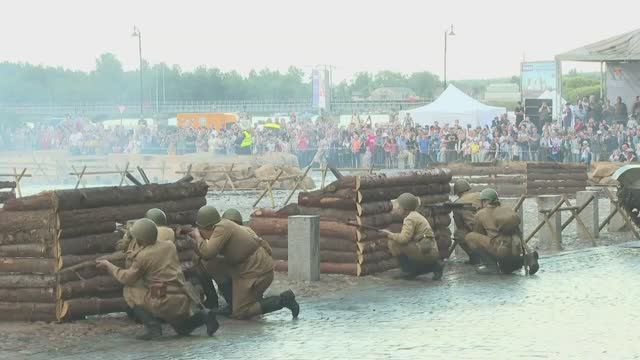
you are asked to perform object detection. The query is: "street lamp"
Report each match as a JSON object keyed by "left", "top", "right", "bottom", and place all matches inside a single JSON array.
[
  {"left": 132, "top": 26, "right": 143, "bottom": 121},
  {"left": 443, "top": 24, "right": 455, "bottom": 89}
]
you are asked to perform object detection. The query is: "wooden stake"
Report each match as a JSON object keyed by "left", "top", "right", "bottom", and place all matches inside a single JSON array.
[
  {"left": 12, "top": 168, "right": 26, "bottom": 198},
  {"left": 320, "top": 165, "right": 328, "bottom": 189},
  {"left": 282, "top": 165, "right": 312, "bottom": 207},
  {"left": 253, "top": 169, "right": 284, "bottom": 208},
  {"left": 603, "top": 187, "right": 640, "bottom": 240},
  {"left": 525, "top": 197, "right": 565, "bottom": 243},
  {"left": 220, "top": 163, "right": 236, "bottom": 193},
  {"left": 561, "top": 197, "right": 596, "bottom": 246},
  {"left": 73, "top": 166, "right": 87, "bottom": 190},
  {"left": 116, "top": 162, "right": 130, "bottom": 187}
]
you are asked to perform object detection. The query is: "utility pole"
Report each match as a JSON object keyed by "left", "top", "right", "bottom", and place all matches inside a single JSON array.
[
  {"left": 443, "top": 24, "right": 455, "bottom": 89},
  {"left": 132, "top": 26, "right": 144, "bottom": 121}
]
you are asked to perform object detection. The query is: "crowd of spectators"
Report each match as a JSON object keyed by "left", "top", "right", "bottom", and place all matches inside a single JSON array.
[{"left": 1, "top": 94, "right": 639, "bottom": 169}]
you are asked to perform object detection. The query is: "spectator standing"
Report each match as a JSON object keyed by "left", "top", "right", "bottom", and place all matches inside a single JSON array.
[{"left": 615, "top": 96, "right": 628, "bottom": 124}]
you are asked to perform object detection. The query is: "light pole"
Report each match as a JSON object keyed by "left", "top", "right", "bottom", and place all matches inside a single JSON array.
[
  {"left": 443, "top": 24, "right": 455, "bottom": 89},
  {"left": 132, "top": 26, "right": 144, "bottom": 121}
]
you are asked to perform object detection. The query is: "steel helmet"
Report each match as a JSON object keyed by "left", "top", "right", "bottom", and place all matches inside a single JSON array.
[
  {"left": 479, "top": 188, "right": 499, "bottom": 202},
  {"left": 131, "top": 218, "right": 158, "bottom": 246},
  {"left": 144, "top": 208, "right": 167, "bottom": 226},
  {"left": 397, "top": 193, "right": 419, "bottom": 211},
  {"left": 453, "top": 179, "right": 471, "bottom": 195},
  {"left": 196, "top": 206, "right": 221, "bottom": 228},
  {"left": 222, "top": 208, "right": 243, "bottom": 225}
]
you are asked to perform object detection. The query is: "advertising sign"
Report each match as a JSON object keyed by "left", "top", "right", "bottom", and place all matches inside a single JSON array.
[{"left": 521, "top": 61, "right": 557, "bottom": 99}]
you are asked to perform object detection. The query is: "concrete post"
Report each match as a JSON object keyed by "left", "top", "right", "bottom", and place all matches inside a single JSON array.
[
  {"left": 576, "top": 191, "right": 599, "bottom": 240},
  {"left": 536, "top": 195, "right": 563, "bottom": 250},
  {"left": 287, "top": 215, "right": 320, "bottom": 281},
  {"left": 501, "top": 197, "right": 524, "bottom": 235},
  {"left": 607, "top": 189, "right": 629, "bottom": 232}
]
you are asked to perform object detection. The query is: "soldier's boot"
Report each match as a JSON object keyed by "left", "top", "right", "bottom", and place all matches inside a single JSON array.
[
  {"left": 216, "top": 278, "right": 233, "bottom": 316},
  {"left": 132, "top": 306, "right": 162, "bottom": 340},
  {"left": 259, "top": 290, "right": 300, "bottom": 319},
  {"left": 525, "top": 251, "right": 540, "bottom": 275},
  {"left": 173, "top": 311, "right": 219, "bottom": 337},
  {"left": 459, "top": 243, "right": 482, "bottom": 265},
  {"left": 498, "top": 257, "right": 523, "bottom": 274},
  {"left": 394, "top": 255, "right": 418, "bottom": 279},
  {"left": 431, "top": 260, "right": 445, "bottom": 281},
  {"left": 475, "top": 251, "right": 500, "bottom": 275},
  {"left": 197, "top": 275, "right": 219, "bottom": 310}
]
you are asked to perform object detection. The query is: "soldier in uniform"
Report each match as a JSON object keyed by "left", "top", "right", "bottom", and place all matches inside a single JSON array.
[
  {"left": 464, "top": 188, "right": 540, "bottom": 275},
  {"left": 98, "top": 219, "right": 218, "bottom": 340},
  {"left": 193, "top": 206, "right": 299, "bottom": 320},
  {"left": 452, "top": 179, "right": 482, "bottom": 264},
  {"left": 116, "top": 208, "right": 176, "bottom": 313},
  {"left": 381, "top": 193, "right": 444, "bottom": 280}
]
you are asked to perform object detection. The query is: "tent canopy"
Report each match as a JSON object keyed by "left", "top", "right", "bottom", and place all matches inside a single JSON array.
[
  {"left": 401, "top": 85, "right": 505, "bottom": 128},
  {"left": 555, "top": 28, "right": 640, "bottom": 62}
]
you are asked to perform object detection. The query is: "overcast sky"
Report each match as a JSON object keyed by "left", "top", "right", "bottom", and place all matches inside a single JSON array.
[{"left": 1, "top": 0, "right": 638, "bottom": 81}]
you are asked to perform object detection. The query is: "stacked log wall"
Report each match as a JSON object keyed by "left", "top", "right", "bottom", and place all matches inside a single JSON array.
[
  {"left": 525, "top": 163, "right": 587, "bottom": 196},
  {"left": 0, "top": 181, "right": 208, "bottom": 322}
]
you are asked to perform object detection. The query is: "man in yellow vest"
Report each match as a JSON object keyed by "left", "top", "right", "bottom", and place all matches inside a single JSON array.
[{"left": 238, "top": 130, "right": 253, "bottom": 155}]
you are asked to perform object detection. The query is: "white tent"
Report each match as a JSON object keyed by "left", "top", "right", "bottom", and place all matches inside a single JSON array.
[{"left": 401, "top": 85, "right": 505, "bottom": 128}]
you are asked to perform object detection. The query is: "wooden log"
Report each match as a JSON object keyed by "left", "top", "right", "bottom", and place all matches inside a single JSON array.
[
  {"left": 297, "top": 188, "right": 357, "bottom": 209},
  {"left": 417, "top": 193, "right": 451, "bottom": 205},
  {"left": 357, "top": 259, "right": 397, "bottom": 276},
  {"left": 0, "top": 243, "right": 52, "bottom": 257},
  {"left": 0, "top": 191, "right": 15, "bottom": 203},
  {"left": 58, "top": 197, "right": 206, "bottom": 228},
  {"left": 526, "top": 187, "right": 585, "bottom": 196},
  {"left": 59, "top": 222, "right": 116, "bottom": 239},
  {"left": 0, "top": 209, "right": 55, "bottom": 234},
  {"left": 357, "top": 213, "right": 393, "bottom": 228},
  {"left": 526, "top": 180, "right": 586, "bottom": 188},
  {"left": 357, "top": 250, "right": 391, "bottom": 264},
  {"left": 526, "top": 162, "right": 586, "bottom": 170},
  {"left": 0, "top": 287, "right": 55, "bottom": 303},
  {"left": 0, "top": 257, "right": 57, "bottom": 274},
  {"left": 525, "top": 168, "right": 586, "bottom": 175},
  {"left": 355, "top": 169, "right": 453, "bottom": 190},
  {"left": 526, "top": 173, "right": 588, "bottom": 181},
  {"left": 357, "top": 183, "right": 451, "bottom": 203},
  {"left": 53, "top": 181, "right": 209, "bottom": 210},
  {"left": 451, "top": 167, "right": 525, "bottom": 176},
  {"left": 324, "top": 176, "right": 357, "bottom": 192},
  {"left": 167, "top": 210, "right": 197, "bottom": 225},
  {"left": 464, "top": 176, "right": 526, "bottom": 184},
  {"left": 0, "top": 181, "right": 16, "bottom": 189},
  {"left": 58, "top": 232, "right": 120, "bottom": 256},
  {"left": 2, "top": 192, "right": 55, "bottom": 211},
  {"left": 284, "top": 205, "right": 357, "bottom": 220},
  {"left": 357, "top": 238, "right": 389, "bottom": 254},
  {"left": 57, "top": 276, "right": 123, "bottom": 300},
  {"left": 58, "top": 297, "right": 128, "bottom": 321},
  {"left": 0, "top": 228, "right": 54, "bottom": 246},
  {"left": 356, "top": 201, "right": 393, "bottom": 216},
  {"left": 262, "top": 235, "right": 356, "bottom": 253},
  {"left": 271, "top": 248, "right": 357, "bottom": 263},
  {"left": 249, "top": 218, "right": 359, "bottom": 240},
  {"left": 274, "top": 260, "right": 357, "bottom": 275},
  {"left": 0, "top": 302, "right": 57, "bottom": 322},
  {"left": 0, "top": 274, "right": 56, "bottom": 288}
]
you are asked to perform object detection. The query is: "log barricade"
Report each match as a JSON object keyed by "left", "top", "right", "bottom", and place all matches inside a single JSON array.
[
  {"left": 450, "top": 165, "right": 526, "bottom": 196},
  {"left": 525, "top": 163, "right": 587, "bottom": 196},
  {"left": 249, "top": 168, "right": 454, "bottom": 276},
  {"left": 0, "top": 180, "right": 208, "bottom": 322}
]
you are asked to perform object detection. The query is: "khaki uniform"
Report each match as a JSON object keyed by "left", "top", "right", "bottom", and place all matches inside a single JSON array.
[
  {"left": 121, "top": 226, "right": 176, "bottom": 308},
  {"left": 387, "top": 211, "right": 439, "bottom": 264},
  {"left": 452, "top": 192, "right": 481, "bottom": 243},
  {"left": 196, "top": 219, "right": 274, "bottom": 319},
  {"left": 465, "top": 205, "right": 522, "bottom": 259},
  {"left": 109, "top": 240, "right": 199, "bottom": 323}
]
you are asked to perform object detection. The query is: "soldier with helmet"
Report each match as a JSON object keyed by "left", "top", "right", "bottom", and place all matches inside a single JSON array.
[
  {"left": 97, "top": 219, "right": 218, "bottom": 340},
  {"left": 465, "top": 188, "right": 540, "bottom": 275},
  {"left": 192, "top": 205, "right": 300, "bottom": 320},
  {"left": 381, "top": 193, "right": 444, "bottom": 280},
  {"left": 115, "top": 208, "right": 177, "bottom": 312},
  {"left": 451, "top": 179, "right": 482, "bottom": 264}
]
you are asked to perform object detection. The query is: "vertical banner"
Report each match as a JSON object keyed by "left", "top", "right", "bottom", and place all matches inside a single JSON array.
[
  {"left": 606, "top": 62, "right": 640, "bottom": 107},
  {"left": 521, "top": 61, "right": 557, "bottom": 99},
  {"left": 312, "top": 69, "right": 326, "bottom": 110}
]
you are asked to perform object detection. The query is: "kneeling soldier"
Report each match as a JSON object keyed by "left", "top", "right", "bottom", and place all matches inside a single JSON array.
[
  {"left": 452, "top": 179, "right": 482, "bottom": 264},
  {"left": 464, "top": 188, "right": 540, "bottom": 275},
  {"left": 98, "top": 218, "right": 218, "bottom": 340},
  {"left": 193, "top": 206, "right": 299, "bottom": 320},
  {"left": 382, "top": 193, "right": 444, "bottom": 280}
]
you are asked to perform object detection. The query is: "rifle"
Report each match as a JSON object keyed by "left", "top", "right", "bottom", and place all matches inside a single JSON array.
[{"left": 342, "top": 221, "right": 384, "bottom": 232}]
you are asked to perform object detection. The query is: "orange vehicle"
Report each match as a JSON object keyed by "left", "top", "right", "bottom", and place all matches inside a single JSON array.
[{"left": 176, "top": 112, "right": 238, "bottom": 130}]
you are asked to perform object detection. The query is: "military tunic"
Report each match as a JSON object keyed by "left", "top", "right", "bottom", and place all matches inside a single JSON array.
[
  {"left": 106, "top": 240, "right": 199, "bottom": 323},
  {"left": 452, "top": 192, "right": 481, "bottom": 243},
  {"left": 120, "top": 226, "right": 176, "bottom": 307},
  {"left": 387, "top": 211, "right": 439, "bottom": 264},
  {"left": 465, "top": 205, "right": 522, "bottom": 259},
  {"left": 196, "top": 219, "right": 274, "bottom": 319}
]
